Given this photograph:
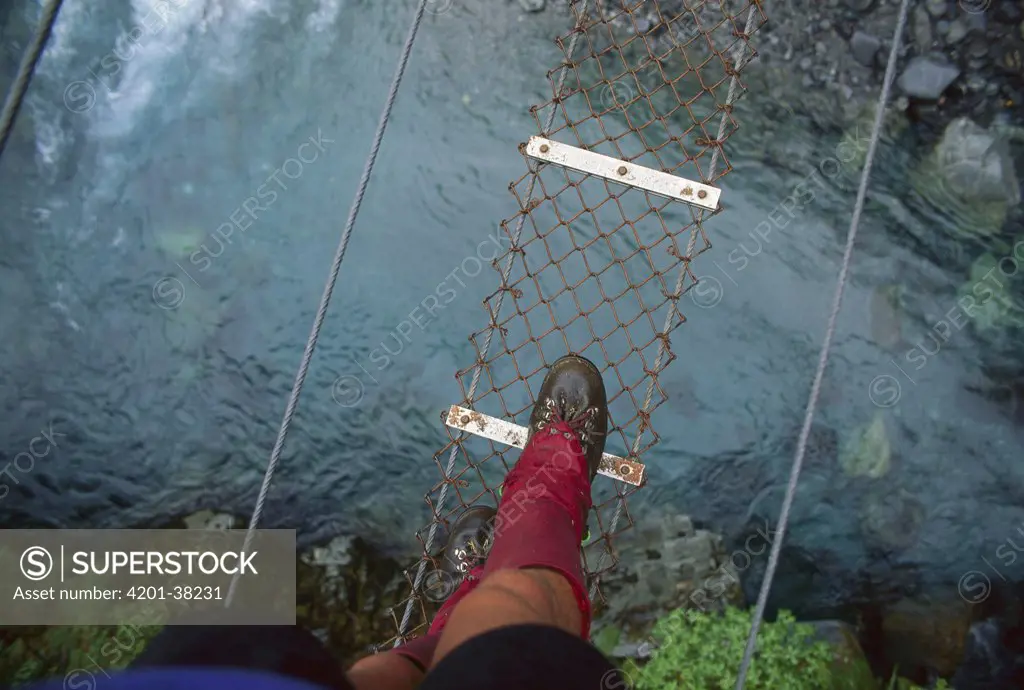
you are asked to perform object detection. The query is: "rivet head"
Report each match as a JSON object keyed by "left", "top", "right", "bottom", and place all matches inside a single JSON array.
[
  {"left": 539, "top": 144, "right": 549, "bottom": 153},
  {"left": 620, "top": 465, "right": 631, "bottom": 475},
  {"left": 617, "top": 166, "right": 628, "bottom": 175},
  {"left": 460, "top": 415, "right": 470, "bottom": 424},
  {"left": 697, "top": 190, "right": 708, "bottom": 199}
]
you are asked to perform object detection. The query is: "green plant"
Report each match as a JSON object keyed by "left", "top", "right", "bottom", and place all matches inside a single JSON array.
[
  {"left": 626, "top": 607, "right": 837, "bottom": 690},
  {"left": 885, "top": 667, "right": 953, "bottom": 690},
  {"left": 0, "top": 624, "right": 162, "bottom": 687}
]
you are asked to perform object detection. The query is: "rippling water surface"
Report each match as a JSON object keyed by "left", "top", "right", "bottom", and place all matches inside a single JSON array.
[{"left": 2, "top": 0, "right": 1022, "bottom": 615}]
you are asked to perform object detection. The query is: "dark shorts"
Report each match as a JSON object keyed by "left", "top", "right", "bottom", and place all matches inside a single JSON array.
[{"left": 131, "top": 623, "right": 627, "bottom": 690}]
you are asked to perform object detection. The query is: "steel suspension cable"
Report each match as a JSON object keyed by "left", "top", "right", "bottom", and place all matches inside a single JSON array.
[
  {"left": 733, "top": 0, "right": 911, "bottom": 686},
  {"left": 226, "top": 0, "right": 430, "bottom": 606},
  {"left": 0, "top": 0, "right": 66, "bottom": 159}
]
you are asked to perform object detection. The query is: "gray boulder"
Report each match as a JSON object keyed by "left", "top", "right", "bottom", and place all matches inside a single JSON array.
[
  {"left": 897, "top": 56, "right": 961, "bottom": 98},
  {"left": 596, "top": 512, "right": 743, "bottom": 627},
  {"left": 849, "top": 31, "right": 881, "bottom": 67},
  {"left": 943, "top": 18, "right": 968, "bottom": 44}
]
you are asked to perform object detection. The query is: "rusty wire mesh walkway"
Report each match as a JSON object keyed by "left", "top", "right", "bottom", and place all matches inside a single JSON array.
[{"left": 386, "top": 0, "right": 767, "bottom": 647}]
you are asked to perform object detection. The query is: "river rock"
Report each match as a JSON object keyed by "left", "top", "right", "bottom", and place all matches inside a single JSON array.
[
  {"left": 924, "top": 0, "right": 946, "bottom": 19},
  {"left": 897, "top": 56, "right": 961, "bottom": 99},
  {"left": 995, "top": 3, "right": 1023, "bottom": 25},
  {"left": 843, "top": 0, "right": 877, "bottom": 11},
  {"left": 869, "top": 284, "right": 904, "bottom": 351},
  {"left": 154, "top": 225, "right": 205, "bottom": 259},
  {"left": 912, "top": 6, "right": 935, "bottom": 53},
  {"left": 849, "top": 31, "right": 881, "bottom": 68},
  {"left": 296, "top": 535, "right": 408, "bottom": 665},
  {"left": 944, "top": 18, "right": 968, "bottom": 44},
  {"left": 958, "top": 253, "right": 1024, "bottom": 337},
  {"left": 808, "top": 621, "right": 877, "bottom": 688},
  {"left": 909, "top": 116, "right": 1020, "bottom": 237},
  {"left": 993, "top": 40, "right": 1024, "bottom": 77},
  {"left": 517, "top": 0, "right": 545, "bottom": 13},
  {"left": 306, "top": 534, "right": 356, "bottom": 572},
  {"left": 594, "top": 512, "right": 742, "bottom": 635},
  {"left": 839, "top": 412, "right": 891, "bottom": 479},
  {"left": 859, "top": 485, "right": 926, "bottom": 552},
  {"left": 181, "top": 509, "right": 237, "bottom": 529},
  {"left": 880, "top": 595, "right": 975, "bottom": 677},
  {"left": 937, "top": 117, "right": 1021, "bottom": 205}
]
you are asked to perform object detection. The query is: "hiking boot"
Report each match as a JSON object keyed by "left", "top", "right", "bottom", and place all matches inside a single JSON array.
[
  {"left": 422, "top": 505, "right": 496, "bottom": 604},
  {"left": 479, "top": 355, "right": 609, "bottom": 640},
  {"left": 439, "top": 504, "right": 496, "bottom": 579},
  {"left": 526, "top": 354, "right": 608, "bottom": 481},
  {"left": 396, "top": 505, "right": 497, "bottom": 670}
]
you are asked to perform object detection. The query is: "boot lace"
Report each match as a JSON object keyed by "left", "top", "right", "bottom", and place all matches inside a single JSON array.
[
  {"left": 537, "top": 398, "right": 604, "bottom": 446},
  {"left": 449, "top": 531, "right": 492, "bottom": 574}
]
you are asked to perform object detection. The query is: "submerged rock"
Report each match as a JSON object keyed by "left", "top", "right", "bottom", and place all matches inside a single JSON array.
[
  {"left": 957, "top": 253, "right": 1024, "bottom": 338},
  {"left": 934, "top": 118, "right": 1021, "bottom": 207},
  {"left": 840, "top": 411, "right": 891, "bottom": 479},
  {"left": 154, "top": 226, "right": 206, "bottom": 259},
  {"left": 859, "top": 485, "right": 925, "bottom": 552},
  {"left": 909, "top": 117, "right": 1019, "bottom": 237},
  {"left": 869, "top": 284, "right": 904, "bottom": 351},
  {"left": 836, "top": 99, "right": 909, "bottom": 173},
  {"left": 517, "top": 0, "right": 545, "bottom": 12}
]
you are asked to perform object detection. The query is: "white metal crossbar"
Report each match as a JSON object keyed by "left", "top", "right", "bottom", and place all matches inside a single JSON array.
[
  {"left": 444, "top": 404, "right": 647, "bottom": 487},
  {"left": 525, "top": 136, "right": 721, "bottom": 211}
]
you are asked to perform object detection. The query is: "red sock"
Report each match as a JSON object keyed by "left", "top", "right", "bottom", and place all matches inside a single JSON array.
[{"left": 481, "top": 420, "right": 593, "bottom": 638}]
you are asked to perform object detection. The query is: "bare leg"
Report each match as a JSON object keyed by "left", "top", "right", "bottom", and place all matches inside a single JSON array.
[
  {"left": 432, "top": 567, "right": 582, "bottom": 666},
  {"left": 345, "top": 653, "right": 423, "bottom": 690}
]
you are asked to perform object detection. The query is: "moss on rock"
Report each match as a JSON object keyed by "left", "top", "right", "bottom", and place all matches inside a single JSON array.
[{"left": 840, "top": 412, "right": 892, "bottom": 480}]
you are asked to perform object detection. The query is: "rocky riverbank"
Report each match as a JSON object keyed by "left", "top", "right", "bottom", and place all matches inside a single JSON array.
[
  {"left": 513, "top": 0, "right": 1023, "bottom": 135},
  {"left": 746, "top": 0, "right": 1022, "bottom": 134}
]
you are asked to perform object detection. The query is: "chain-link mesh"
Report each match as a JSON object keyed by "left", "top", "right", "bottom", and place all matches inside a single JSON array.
[{"left": 382, "top": 0, "right": 767, "bottom": 648}]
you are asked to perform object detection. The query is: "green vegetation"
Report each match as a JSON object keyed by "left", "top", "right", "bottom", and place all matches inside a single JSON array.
[
  {"left": 1, "top": 624, "right": 162, "bottom": 686},
  {"left": 611, "top": 606, "right": 950, "bottom": 690},
  {"left": 621, "top": 607, "right": 835, "bottom": 690}
]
